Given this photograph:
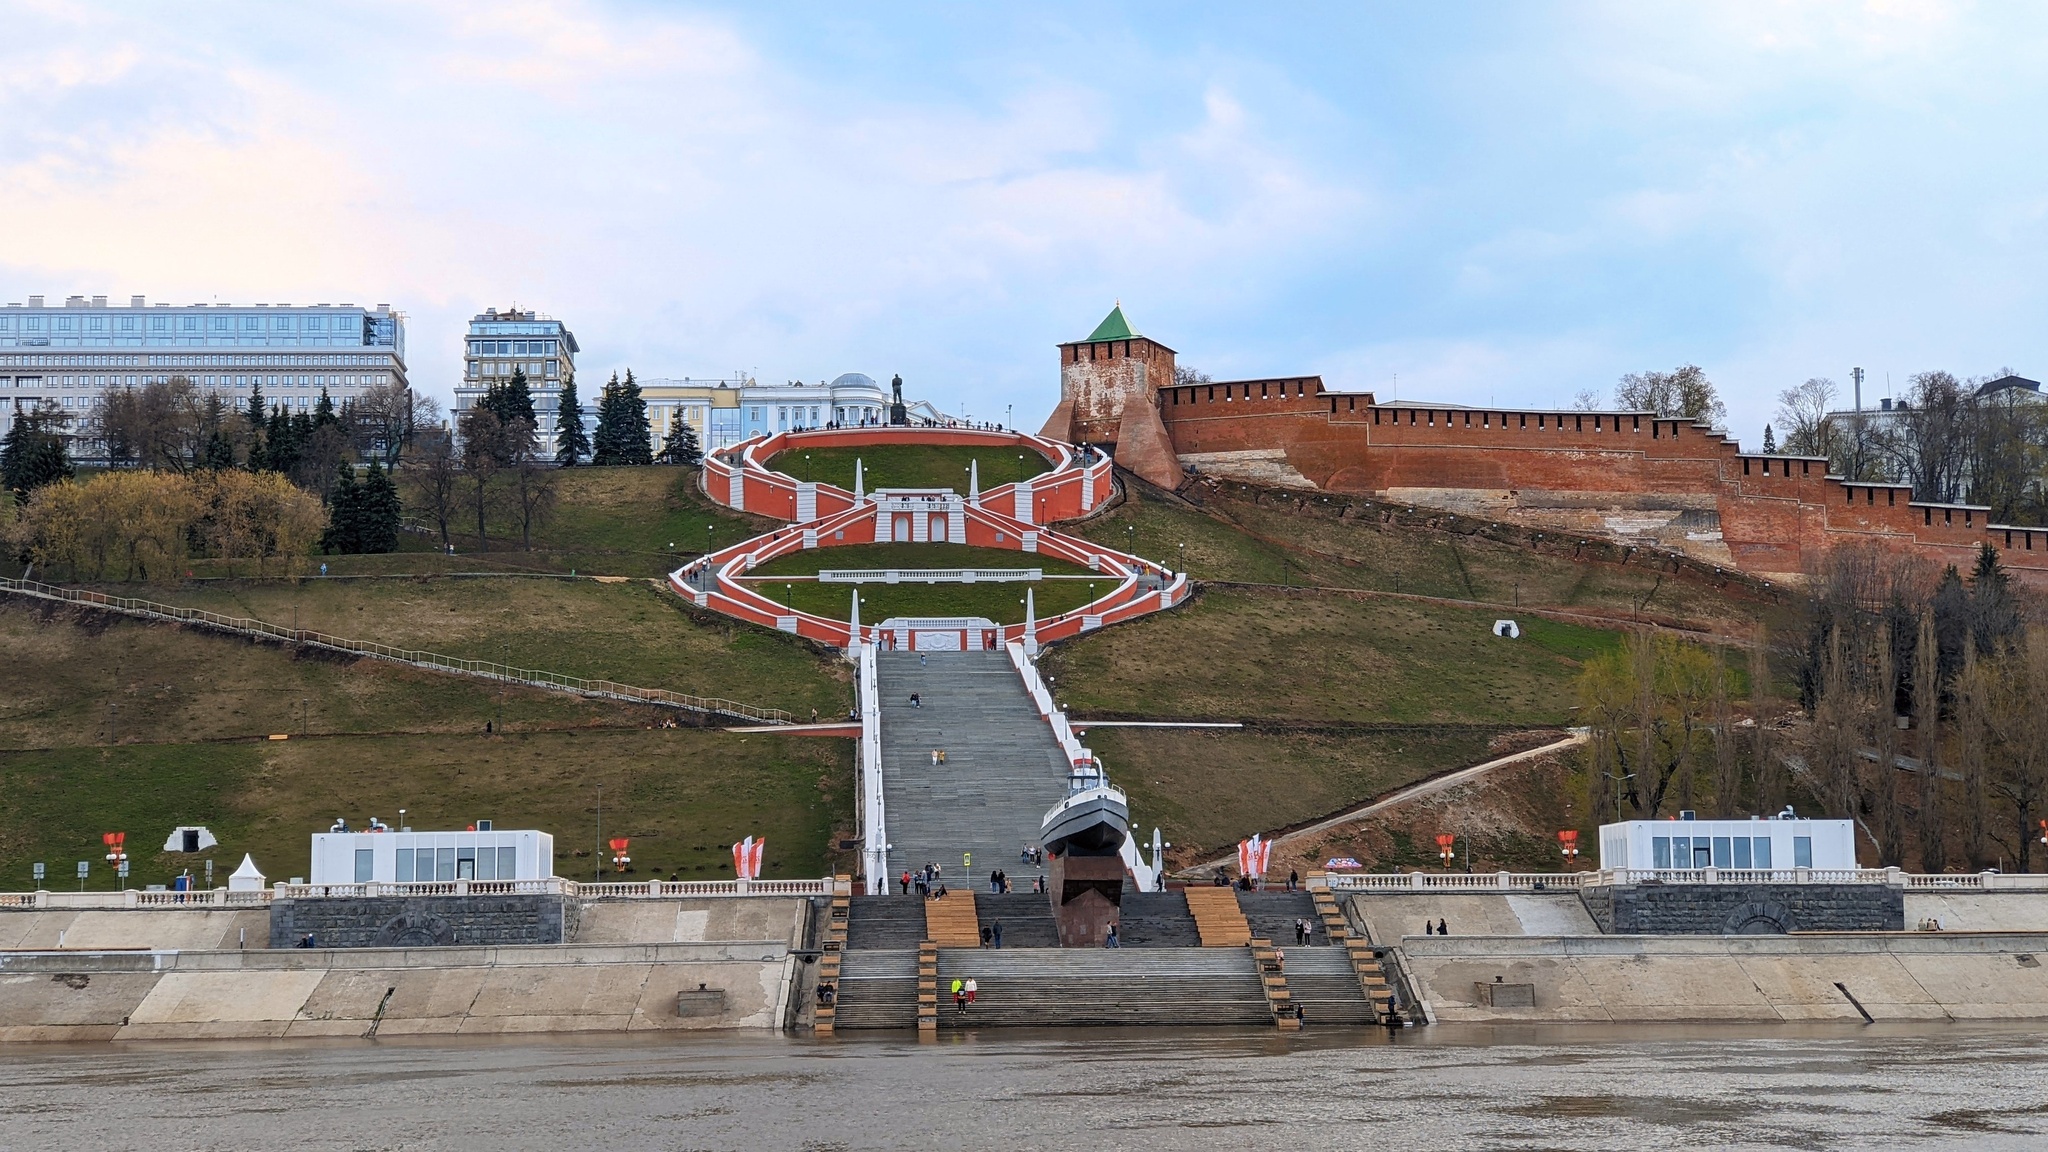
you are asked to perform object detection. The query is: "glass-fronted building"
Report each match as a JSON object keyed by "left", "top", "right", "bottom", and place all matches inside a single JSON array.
[
  {"left": 0, "top": 293, "right": 407, "bottom": 442},
  {"left": 451, "top": 307, "right": 580, "bottom": 456}
]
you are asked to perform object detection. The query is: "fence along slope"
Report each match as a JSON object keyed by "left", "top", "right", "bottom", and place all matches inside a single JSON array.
[{"left": 0, "top": 577, "right": 790, "bottom": 725}]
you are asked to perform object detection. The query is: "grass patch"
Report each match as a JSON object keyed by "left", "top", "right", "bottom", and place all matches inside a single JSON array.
[
  {"left": 0, "top": 728, "right": 852, "bottom": 892},
  {"left": 0, "top": 601, "right": 660, "bottom": 749},
  {"left": 765, "top": 444, "right": 1050, "bottom": 493},
  {"left": 745, "top": 542, "right": 1101, "bottom": 623},
  {"left": 1088, "top": 726, "right": 1504, "bottom": 862},
  {"left": 57, "top": 578, "right": 850, "bottom": 719},
  {"left": 1042, "top": 587, "right": 1620, "bottom": 726}
]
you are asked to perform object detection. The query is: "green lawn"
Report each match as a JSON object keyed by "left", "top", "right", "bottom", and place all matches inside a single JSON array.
[
  {"left": 1041, "top": 587, "right": 1621, "bottom": 726},
  {"left": 746, "top": 542, "right": 1102, "bottom": 623},
  {"left": 0, "top": 729, "right": 852, "bottom": 892},
  {"left": 58, "top": 577, "right": 850, "bottom": 719},
  {"left": 764, "top": 444, "right": 1050, "bottom": 493}
]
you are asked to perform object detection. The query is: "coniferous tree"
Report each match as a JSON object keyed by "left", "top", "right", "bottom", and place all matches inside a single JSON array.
[
  {"left": 481, "top": 369, "right": 538, "bottom": 431},
  {"left": 591, "top": 371, "right": 653, "bottom": 465},
  {"left": 554, "top": 376, "right": 589, "bottom": 467},
  {"left": 1, "top": 405, "right": 73, "bottom": 505},
  {"left": 1762, "top": 424, "right": 1777, "bottom": 454},
  {"left": 313, "top": 389, "right": 339, "bottom": 431},
  {"left": 657, "top": 414, "right": 702, "bottom": 466},
  {"left": 321, "top": 462, "right": 361, "bottom": 554},
  {"left": 244, "top": 384, "right": 267, "bottom": 471},
  {"left": 358, "top": 459, "right": 402, "bottom": 553}
]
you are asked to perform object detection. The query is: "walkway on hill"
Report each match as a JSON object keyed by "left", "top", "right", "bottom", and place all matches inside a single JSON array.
[{"left": 874, "top": 650, "right": 1070, "bottom": 889}]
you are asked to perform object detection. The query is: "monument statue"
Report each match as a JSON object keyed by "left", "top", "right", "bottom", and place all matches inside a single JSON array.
[{"left": 889, "top": 373, "right": 908, "bottom": 426}]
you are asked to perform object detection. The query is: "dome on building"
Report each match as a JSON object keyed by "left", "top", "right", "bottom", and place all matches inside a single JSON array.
[{"left": 830, "top": 372, "right": 877, "bottom": 390}]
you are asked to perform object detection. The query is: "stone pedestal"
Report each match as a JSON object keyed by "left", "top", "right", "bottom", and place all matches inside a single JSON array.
[{"left": 1048, "top": 853, "right": 1124, "bottom": 947}]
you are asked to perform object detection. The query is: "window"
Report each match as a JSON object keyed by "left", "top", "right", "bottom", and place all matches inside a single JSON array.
[
  {"left": 1794, "top": 836, "right": 1813, "bottom": 868},
  {"left": 304, "top": 316, "right": 323, "bottom": 331},
  {"left": 121, "top": 317, "right": 134, "bottom": 331},
  {"left": 1670, "top": 836, "right": 1688, "bottom": 866},
  {"left": 90, "top": 317, "right": 104, "bottom": 332},
  {"left": 274, "top": 316, "right": 292, "bottom": 330},
  {"left": 212, "top": 316, "right": 228, "bottom": 331},
  {"left": 151, "top": 317, "right": 167, "bottom": 331},
  {"left": 498, "top": 846, "right": 517, "bottom": 879},
  {"left": 436, "top": 847, "right": 456, "bottom": 881},
  {"left": 1734, "top": 837, "right": 1753, "bottom": 869},
  {"left": 1712, "top": 836, "right": 1732, "bottom": 869},
  {"left": 1693, "top": 840, "right": 1712, "bottom": 868},
  {"left": 456, "top": 848, "right": 476, "bottom": 880},
  {"left": 354, "top": 848, "right": 374, "bottom": 883},
  {"left": 181, "top": 316, "right": 197, "bottom": 331},
  {"left": 476, "top": 845, "right": 496, "bottom": 881},
  {"left": 395, "top": 848, "right": 415, "bottom": 882},
  {"left": 1653, "top": 836, "right": 1671, "bottom": 868}
]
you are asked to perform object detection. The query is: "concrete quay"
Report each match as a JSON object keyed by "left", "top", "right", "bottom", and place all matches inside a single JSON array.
[{"left": 0, "top": 897, "right": 817, "bottom": 1042}]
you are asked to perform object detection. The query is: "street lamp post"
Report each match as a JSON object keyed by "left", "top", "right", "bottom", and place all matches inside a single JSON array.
[
  {"left": 595, "top": 783, "right": 603, "bottom": 883},
  {"left": 706, "top": 523, "right": 714, "bottom": 557},
  {"left": 1178, "top": 542, "right": 1186, "bottom": 576}
]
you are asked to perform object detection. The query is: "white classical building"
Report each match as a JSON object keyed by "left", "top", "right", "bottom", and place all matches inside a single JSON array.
[
  {"left": 309, "top": 827, "right": 554, "bottom": 885},
  {"left": 1599, "top": 815, "right": 1857, "bottom": 872}
]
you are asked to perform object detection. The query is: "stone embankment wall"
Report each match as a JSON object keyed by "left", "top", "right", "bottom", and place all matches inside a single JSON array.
[
  {"left": 0, "top": 898, "right": 815, "bottom": 1041},
  {"left": 270, "top": 895, "right": 574, "bottom": 948},
  {"left": 1398, "top": 933, "right": 2048, "bottom": 1023},
  {"left": 1580, "top": 883, "right": 1904, "bottom": 934}
]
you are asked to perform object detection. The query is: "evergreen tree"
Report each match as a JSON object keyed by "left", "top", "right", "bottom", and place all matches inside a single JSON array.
[
  {"left": 313, "top": 389, "right": 339, "bottom": 430},
  {"left": 1761, "top": 423, "right": 1776, "bottom": 454},
  {"left": 657, "top": 414, "right": 702, "bottom": 466},
  {"left": 592, "top": 370, "right": 653, "bottom": 465},
  {"left": 320, "top": 462, "right": 361, "bottom": 554},
  {"left": 358, "top": 459, "right": 402, "bottom": 553},
  {"left": 554, "top": 376, "right": 589, "bottom": 467},
  {"left": 244, "top": 384, "right": 267, "bottom": 471},
  {"left": 481, "top": 369, "right": 538, "bottom": 430},
  {"left": 0, "top": 406, "right": 72, "bottom": 505}
]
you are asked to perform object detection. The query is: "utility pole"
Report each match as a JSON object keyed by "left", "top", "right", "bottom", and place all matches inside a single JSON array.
[{"left": 1851, "top": 366, "right": 1866, "bottom": 481}]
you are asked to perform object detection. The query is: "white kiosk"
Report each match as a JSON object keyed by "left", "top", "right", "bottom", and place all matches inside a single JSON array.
[
  {"left": 310, "top": 825, "right": 554, "bottom": 885},
  {"left": 1599, "top": 813, "right": 1857, "bottom": 872}
]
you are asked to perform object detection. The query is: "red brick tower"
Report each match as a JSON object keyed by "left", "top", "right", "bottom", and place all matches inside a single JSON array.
[{"left": 1040, "top": 304, "right": 1183, "bottom": 489}]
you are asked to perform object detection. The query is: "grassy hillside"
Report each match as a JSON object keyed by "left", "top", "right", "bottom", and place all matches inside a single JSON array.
[
  {"left": 765, "top": 444, "right": 1049, "bottom": 492},
  {"left": 0, "top": 730, "right": 851, "bottom": 892}
]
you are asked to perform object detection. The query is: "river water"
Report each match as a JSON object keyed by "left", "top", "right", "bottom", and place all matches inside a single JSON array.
[{"left": 2, "top": 1024, "right": 2044, "bottom": 1150}]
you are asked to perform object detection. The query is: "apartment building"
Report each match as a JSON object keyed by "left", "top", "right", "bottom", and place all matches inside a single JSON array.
[{"left": 450, "top": 308, "right": 579, "bottom": 455}]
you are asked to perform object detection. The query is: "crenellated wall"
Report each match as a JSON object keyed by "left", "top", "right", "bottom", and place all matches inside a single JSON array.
[{"left": 1140, "top": 376, "right": 2048, "bottom": 584}]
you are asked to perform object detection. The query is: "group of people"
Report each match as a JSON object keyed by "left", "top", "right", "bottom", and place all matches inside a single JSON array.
[
  {"left": 928, "top": 748, "right": 949, "bottom": 765},
  {"left": 1422, "top": 918, "right": 1450, "bottom": 935},
  {"left": 1018, "top": 845, "right": 1043, "bottom": 867},
  {"left": 979, "top": 921, "right": 1004, "bottom": 948},
  {"left": 986, "top": 868, "right": 1017, "bottom": 894},
  {"left": 949, "top": 977, "right": 978, "bottom": 1013},
  {"left": 902, "top": 862, "right": 948, "bottom": 899},
  {"left": 1292, "top": 917, "right": 1318, "bottom": 946}
]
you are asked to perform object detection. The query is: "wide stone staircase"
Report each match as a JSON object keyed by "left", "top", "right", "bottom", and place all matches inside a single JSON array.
[
  {"left": 1183, "top": 886, "right": 1254, "bottom": 946},
  {"left": 845, "top": 895, "right": 927, "bottom": 950},
  {"left": 873, "top": 650, "right": 1071, "bottom": 885},
  {"left": 931, "top": 947, "right": 1271, "bottom": 1028},
  {"left": 972, "top": 892, "right": 1061, "bottom": 947},
  {"left": 1281, "top": 946, "right": 1380, "bottom": 1025},
  {"left": 1117, "top": 890, "right": 1203, "bottom": 946},
  {"left": 833, "top": 949, "right": 919, "bottom": 1029},
  {"left": 1239, "top": 890, "right": 1334, "bottom": 946}
]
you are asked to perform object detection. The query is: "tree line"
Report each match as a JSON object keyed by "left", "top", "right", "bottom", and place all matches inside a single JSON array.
[
  {"left": 1773, "top": 371, "right": 2048, "bottom": 526},
  {"left": 1578, "top": 543, "right": 2047, "bottom": 872}
]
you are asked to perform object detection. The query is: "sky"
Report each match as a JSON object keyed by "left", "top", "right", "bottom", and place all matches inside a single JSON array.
[{"left": 5, "top": 1, "right": 2048, "bottom": 445}]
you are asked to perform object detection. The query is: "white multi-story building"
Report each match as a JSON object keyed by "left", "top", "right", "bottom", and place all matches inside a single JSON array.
[
  {"left": 0, "top": 294, "right": 407, "bottom": 440},
  {"left": 451, "top": 307, "right": 580, "bottom": 456}
]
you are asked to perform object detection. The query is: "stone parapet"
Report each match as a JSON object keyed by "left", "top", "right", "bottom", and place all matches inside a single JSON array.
[{"left": 1579, "top": 882, "right": 1903, "bottom": 934}]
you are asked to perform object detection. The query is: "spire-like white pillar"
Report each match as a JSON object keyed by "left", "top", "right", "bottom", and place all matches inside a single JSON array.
[
  {"left": 1023, "top": 586, "right": 1039, "bottom": 657},
  {"left": 853, "top": 458, "right": 864, "bottom": 500},
  {"left": 846, "top": 589, "right": 862, "bottom": 660},
  {"left": 968, "top": 458, "right": 980, "bottom": 505}
]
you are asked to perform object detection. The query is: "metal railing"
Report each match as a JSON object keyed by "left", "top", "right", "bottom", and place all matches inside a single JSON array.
[
  {"left": 0, "top": 576, "right": 791, "bottom": 725},
  {"left": 0, "top": 877, "right": 835, "bottom": 908}
]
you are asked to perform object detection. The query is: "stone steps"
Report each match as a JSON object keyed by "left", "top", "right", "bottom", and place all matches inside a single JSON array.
[
  {"left": 1238, "top": 890, "right": 1335, "bottom": 947},
  {"left": 924, "top": 890, "right": 981, "bottom": 947},
  {"left": 1114, "top": 890, "right": 1203, "bottom": 948},
  {"left": 1184, "top": 886, "right": 1253, "bottom": 946},
  {"left": 832, "top": 948, "right": 919, "bottom": 1030},
  {"left": 845, "top": 895, "right": 928, "bottom": 950},
  {"left": 930, "top": 947, "right": 1271, "bottom": 1028}
]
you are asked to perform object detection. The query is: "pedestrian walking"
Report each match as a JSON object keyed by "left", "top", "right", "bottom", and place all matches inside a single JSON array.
[
  {"left": 811, "top": 707, "right": 819, "bottom": 724},
  {"left": 900, "top": 870, "right": 911, "bottom": 895},
  {"left": 1437, "top": 918, "right": 1448, "bottom": 936},
  {"left": 964, "top": 978, "right": 977, "bottom": 1005},
  {"left": 951, "top": 978, "right": 966, "bottom": 1014},
  {"left": 920, "top": 653, "right": 927, "bottom": 667},
  {"left": 1424, "top": 920, "right": 1433, "bottom": 935},
  {"left": 1287, "top": 869, "right": 1300, "bottom": 892},
  {"left": 910, "top": 692, "right": 921, "bottom": 708},
  {"left": 1104, "top": 924, "right": 1120, "bottom": 948},
  {"left": 989, "top": 869, "right": 1001, "bottom": 893},
  {"left": 992, "top": 920, "right": 1003, "bottom": 948},
  {"left": 980, "top": 925, "right": 992, "bottom": 947}
]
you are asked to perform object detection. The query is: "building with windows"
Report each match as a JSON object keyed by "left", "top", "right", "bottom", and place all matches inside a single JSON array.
[
  {"left": 1599, "top": 815, "right": 1857, "bottom": 872},
  {"left": 0, "top": 294, "right": 407, "bottom": 442},
  {"left": 639, "top": 372, "right": 935, "bottom": 454},
  {"left": 451, "top": 307, "right": 580, "bottom": 455}
]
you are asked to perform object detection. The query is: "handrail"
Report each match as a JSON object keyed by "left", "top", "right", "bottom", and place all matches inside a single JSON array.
[
  {"left": 857, "top": 644, "right": 887, "bottom": 894},
  {"left": 0, "top": 577, "right": 792, "bottom": 725},
  {"left": 1322, "top": 868, "right": 2048, "bottom": 891}
]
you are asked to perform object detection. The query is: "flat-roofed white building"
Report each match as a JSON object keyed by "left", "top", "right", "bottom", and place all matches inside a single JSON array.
[
  {"left": 1599, "top": 816, "right": 1857, "bottom": 872},
  {"left": 310, "top": 828, "right": 554, "bottom": 885}
]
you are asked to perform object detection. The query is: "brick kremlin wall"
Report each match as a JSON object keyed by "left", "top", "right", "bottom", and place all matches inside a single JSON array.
[{"left": 1147, "top": 376, "right": 2048, "bottom": 585}]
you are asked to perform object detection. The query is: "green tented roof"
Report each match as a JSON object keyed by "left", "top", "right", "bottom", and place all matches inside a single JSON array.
[{"left": 1084, "top": 304, "right": 1136, "bottom": 342}]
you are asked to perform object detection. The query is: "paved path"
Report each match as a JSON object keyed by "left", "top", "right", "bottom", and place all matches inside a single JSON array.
[{"left": 874, "top": 650, "right": 1070, "bottom": 889}]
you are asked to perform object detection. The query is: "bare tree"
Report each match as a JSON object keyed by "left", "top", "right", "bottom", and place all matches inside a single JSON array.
[
  {"left": 1571, "top": 388, "right": 1604, "bottom": 412},
  {"left": 1751, "top": 634, "right": 1782, "bottom": 816},
  {"left": 403, "top": 423, "right": 461, "bottom": 549},
  {"left": 1808, "top": 625, "right": 1862, "bottom": 822},
  {"left": 1868, "top": 620, "right": 1904, "bottom": 866},
  {"left": 93, "top": 377, "right": 208, "bottom": 472},
  {"left": 352, "top": 383, "right": 427, "bottom": 468},
  {"left": 508, "top": 429, "right": 556, "bottom": 550},
  {"left": 1955, "top": 645, "right": 1992, "bottom": 870},
  {"left": 1712, "top": 649, "right": 1739, "bottom": 817},
  {"left": 1989, "top": 633, "right": 2048, "bottom": 872},
  {"left": 1913, "top": 608, "right": 1947, "bottom": 871},
  {"left": 1616, "top": 365, "right": 1727, "bottom": 426},
  {"left": 1774, "top": 377, "right": 1839, "bottom": 459},
  {"left": 458, "top": 407, "right": 509, "bottom": 550}
]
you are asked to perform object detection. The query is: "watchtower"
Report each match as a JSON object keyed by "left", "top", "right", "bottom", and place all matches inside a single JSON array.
[{"left": 1039, "top": 304, "right": 1182, "bottom": 489}]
